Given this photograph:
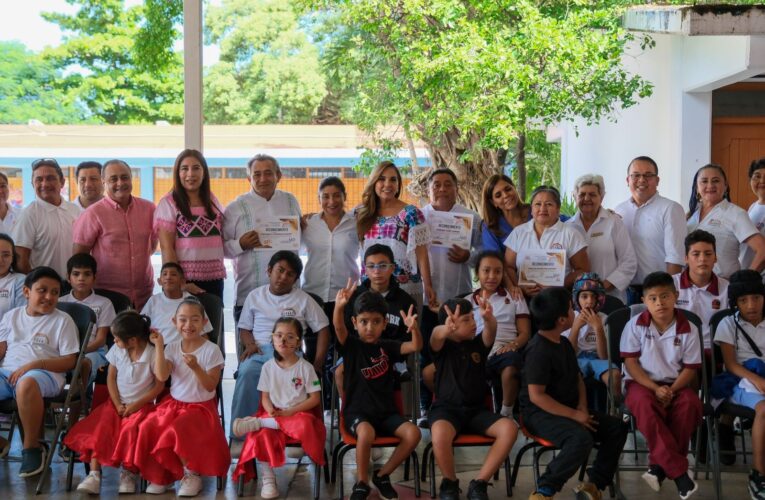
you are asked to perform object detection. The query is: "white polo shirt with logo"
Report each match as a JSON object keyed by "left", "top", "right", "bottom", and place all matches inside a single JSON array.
[
  {"left": 470, "top": 288, "right": 530, "bottom": 355},
  {"left": 620, "top": 309, "right": 702, "bottom": 384},
  {"left": 687, "top": 200, "right": 758, "bottom": 279},
  {"left": 504, "top": 219, "right": 587, "bottom": 278},
  {"left": 672, "top": 270, "right": 729, "bottom": 349}
]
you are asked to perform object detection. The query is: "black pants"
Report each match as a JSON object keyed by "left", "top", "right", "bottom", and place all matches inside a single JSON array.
[
  {"left": 419, "top": 306, "right": 439, "bottom": 410},
  {"left": 523, "top": 410, "right": 628, "bottom": 492}
]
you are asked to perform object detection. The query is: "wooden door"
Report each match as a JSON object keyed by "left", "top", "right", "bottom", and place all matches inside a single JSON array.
[{"left": 711, "top": 116, "right": 765, "bottom": 209}]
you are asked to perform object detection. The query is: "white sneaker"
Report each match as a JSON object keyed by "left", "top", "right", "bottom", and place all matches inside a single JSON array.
[
  {"left": 178, "top": 472, "right": 203, "bottom": 497},
  {"left": 260, "top": 475, "right": 279, "bottom": 499},
  {"left": 146, "top": 482, "right": 168, "bottom": 495},
  {"left": 286, "top": 446, "right": 305, "bottom": 459},
  {"left": 76, "top": 471, "right": 101, "bottom": 495},
  {"left": 232, "top": 416, "right": 261, "bottom": 437},
  {"left": 118, "top": 469, "right": 137, "bottom": 494}
]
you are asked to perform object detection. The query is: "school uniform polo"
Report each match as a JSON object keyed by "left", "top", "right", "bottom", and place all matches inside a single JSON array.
[
  {"left": 470, "top": 288, "right": 529, "bottom": 355},
  {"left": 687, "top": 200, "right": 758, "bottom": 279},
  {"left": 741, "top": 202, "right": 765, "bottom": 272},
  {"left": 620, "top": 309, "right": 702, "bottom": 384},
  {"left": 714, "top": 313, "right": 765, "bottom": 366},
  {"left": 614, "top": 193, "right": 686, "bottom": 284},
  {"left": 422, "top": 203, "right": 483, "bottom": 302},
  {"left": 105, "top": 343, "right": 156, "bottom": 404},
  {"left": 672, "top": 269, "right": 729, "bottom": 349},
  {"left": 567, "top": 208, "right": 637, "bottom": 304},
  {"left": 504, "top": 219, "right": 587, "bottom": 278}
]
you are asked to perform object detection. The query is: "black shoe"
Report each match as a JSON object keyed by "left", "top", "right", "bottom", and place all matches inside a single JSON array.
[
  {"left": 641, "top": 464, "right": 666, "bottom": 492},
  {"left": 372, "top": 471, "right": 398, "bottom": 500},
  {"left": 749, "top": 469, "right": 765, "bottom": 500},
  {"left": 439, "top": 477, "right": 461, "bottom": 500},
  {"left": 466, "top": 479, "right": 490, "bottom": 500},
  {"left": 674, "top": 472, "right": 698, "bottom": 500},
  {"left": 350, "top": 480, "right": 372, "bottom": 500},
  {"left": 719, "top": 423, "right": 736, "bottom": 466}
]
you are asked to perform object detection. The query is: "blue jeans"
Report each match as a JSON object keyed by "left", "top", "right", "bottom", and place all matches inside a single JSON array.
[
  {"left": 230, "top": 343, "right": 275, "bottom": 438},
  {"left": 577, "top": 351, "right": 616, "bottom": 380}
]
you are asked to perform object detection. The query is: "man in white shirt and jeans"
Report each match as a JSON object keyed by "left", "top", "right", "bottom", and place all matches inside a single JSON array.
[
  {"left": 614, "top": 156, "right": 686, "bottom": 305},
  {"left": 223, "top": 154, "right": 302, "bottom": 323}
]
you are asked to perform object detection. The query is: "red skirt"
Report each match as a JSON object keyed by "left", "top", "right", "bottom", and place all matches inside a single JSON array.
[
  {"left": 232, "top": 409, "right": 326, "bottom": 482},
  {"left": 134, "top": 397, "right": 231, "bottom": 485},
  {"left": 64, "top": 401, "right": 154, "bottom": 469}
]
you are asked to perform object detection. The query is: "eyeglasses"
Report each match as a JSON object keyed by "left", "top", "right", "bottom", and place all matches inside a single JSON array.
[
  {"left": 272, "top": 332, "right": 300, "bottom": 343},
  {"left": 365, "top": 263, "right": 395, "bottom": 271},
  {"left": 629, "top": 173, "right": 657, "bottom": 181},
  {"left": 32, "top": 158, "right": 60, "bottom": 169}
]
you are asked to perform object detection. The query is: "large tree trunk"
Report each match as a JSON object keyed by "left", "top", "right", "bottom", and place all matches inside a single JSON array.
[{"left": 406, "top": 127, "right": 507, "bottom": 212}]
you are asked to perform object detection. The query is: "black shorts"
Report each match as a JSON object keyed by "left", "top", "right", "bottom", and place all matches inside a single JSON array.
[
  {"left": 344, "top": 412, "right": 408, "bottom": 438},
  {"left": 428, "top": 403, "right": 503, "bottom": 435},
  {"left": 486, "top": 349, "right": 524, "bottom": 375}
]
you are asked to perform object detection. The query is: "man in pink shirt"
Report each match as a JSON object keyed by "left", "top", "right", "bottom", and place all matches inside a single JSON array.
[{"left": 72, "top": 160, "right": 157, "bottom": 309}]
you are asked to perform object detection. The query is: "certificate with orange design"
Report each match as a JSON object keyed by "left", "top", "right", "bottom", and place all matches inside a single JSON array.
[
  {"left": 518, "top": 249, "right": 566, "bottom": 287},
  {"left": 429, "top": 212, "right": 472, "bottom": 249},
  {"left": 253, "top": 215, "right": 300, "bottom": 251}
]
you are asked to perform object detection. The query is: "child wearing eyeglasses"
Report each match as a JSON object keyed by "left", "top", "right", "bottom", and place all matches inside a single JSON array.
[
  {"left": 335, "top": 244, "right": 417, "bottom": 397},
  {"left": 232, "top": 317, "right": 326, "bottom": 499}
]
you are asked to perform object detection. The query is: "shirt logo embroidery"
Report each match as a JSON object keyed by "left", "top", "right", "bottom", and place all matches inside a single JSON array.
[
  {"left": 712, "top": 299, "right": 721, "bottom": 310},
  {"left": 281, "top": 308, "right": 297, "bottom": 318},
  {"left": 591, "top": 232, "right": 604, "bottom": 238},
  {"left": 0, "top": 289, "right": 9, "bottom": 299},
  {"left": 32, "top": 333, "right": 49, "bottom": 345},
  {"left": 674, "top": 337, "right": 682, "bottom": 347},
  {"left": 292, "top": 377, "right": 303, "bottom": 390},
  {"left": 550, "top": 243, "right": 564, "bottom": 250},
  {"left": 471, "top": 352, "right": 481, "bottom": 364},
  {"left": 361, "top": 348, "right": 389, "bottom": 380}
]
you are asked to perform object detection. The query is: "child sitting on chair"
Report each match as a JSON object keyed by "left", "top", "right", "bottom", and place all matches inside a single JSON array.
[
  {"left": 0, "top": 267, "right": 80, "bottom": 477},
  {"left": 333, "top": 280, "right": 422, "bottom": 500}
]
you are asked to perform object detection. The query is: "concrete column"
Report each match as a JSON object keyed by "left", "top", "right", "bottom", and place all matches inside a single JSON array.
[{"left": 184, "top": 0, "right": 203, "bottom": 151}]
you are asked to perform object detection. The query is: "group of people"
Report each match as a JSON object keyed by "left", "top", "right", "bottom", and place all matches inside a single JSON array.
[{"left": 0, "top": 151, "right": 765, "bottom": 499}]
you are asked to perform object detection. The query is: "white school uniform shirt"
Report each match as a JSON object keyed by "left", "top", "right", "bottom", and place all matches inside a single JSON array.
[
  {"left": 257, "top": 357, "right": 321, "bottom": 410},
  {"left": 740, "top": 202, "right": 765, "bottom": 273},
  {"left": 620, "top": 309, "right": 702, "bottom": 384},
  {"left": 0, "top": 307, "right": 79, "bottom": 389},
  {"left": 687, "top": 200, "right": 758, "bottom": 279},
  {"left": 222, "top": 190, "right": 302, "bottom": 306},
  {"left": 0, "top": 203, "right": 19, "bottom": 235},
  {"left": 567, "top": 208, "right": 637, "bottom": 304},
  {"left": 105, "top": 343, "right": 157, "bottom": 404},
  {"left": 672, "top": 270, "right": 728, "bottom": 349},
  {"left": 470, "top": 288, "right": 529, "bottom": 355},
  {"left": 12, "top": 198, "right": 81, "bottom": 278},
  {"left": 140, "top": 291, "right": 213, "bottom": 345},
  {"left": 0, "top": 273, "right": 25, "bottom": 320},
  {"left": 614, "top": 193, "right": 686, "bottom": 284},
  {"left": 504, "top": 219, "right": 587, "bottom": 278},
  {"left": 165, "top": 340, "right": 224, "bottom": 402},
  {"left": 714, "top": 313, "right": 765, "bottom": 366},
  {"left": 60, "top": 290, "right": 117, "bottom": 331},
  {"left": 422, "top": 203, "right": 483, "bottom": 302},
  {"left": 301, "top": 212, "right": 360, "bottom": 302},
  {"left": 562, "top": 310, "right": 609, "bottom": 353},
  {"left": 238, "top": 285, "right": 329, "bottom": 345}
]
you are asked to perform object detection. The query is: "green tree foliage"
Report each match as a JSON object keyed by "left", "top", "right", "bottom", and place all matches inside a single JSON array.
[
  {"left": 42, "top": 0, "right": 183, "bottom": 124},
  {"left": 303, "top": 0, "right": 654, "bottom": 208},
  {"left": 204, "top": 0, "right": 328, "bottom": 124},
  {"left": 0, "top": 41, "right": 85, "bottom": 124}
]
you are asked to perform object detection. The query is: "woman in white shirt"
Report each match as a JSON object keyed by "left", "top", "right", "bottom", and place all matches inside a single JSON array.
[
  {"left": 686, "top": 163, "right": 765, "bottom": 278},
  {"left": 567, "top": 174, "right": 637, "bottom": 304},
  {"left": 505, "top": 185, "right": 590, "bottom": 297},
  {"left": 0, "top": 172, "right": 19, "bottom": 235}
]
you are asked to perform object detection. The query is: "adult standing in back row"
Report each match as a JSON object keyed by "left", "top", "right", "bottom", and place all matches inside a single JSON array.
[
  {"left": 223, "top": 154, "right": 301, "bottom": 323},
  {"left": 72, "top": 160, "right": 157, "bottom": 309},
  {"left": 614, "top": 156, "right": 686, "bottom": 305}
]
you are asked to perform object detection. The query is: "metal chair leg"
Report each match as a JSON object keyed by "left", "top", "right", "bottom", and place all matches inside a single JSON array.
[
  {"left": 429, "top": 446, "right": 436, "bottom": 498},
  {"left": 412, "top": 451, "right": 420, "bottom": 498},
  {"left": 504, "top": 456, "right": 512, "bottom": 497}
]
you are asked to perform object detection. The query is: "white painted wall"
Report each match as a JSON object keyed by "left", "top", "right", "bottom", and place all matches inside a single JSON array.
[{"left": 560, "top": 34, "right": 765, "bottom": 211}]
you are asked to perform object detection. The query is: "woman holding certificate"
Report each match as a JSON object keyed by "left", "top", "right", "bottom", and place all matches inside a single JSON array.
[
  {"left": 356, "top": 161, "right": 438, "bottom": 312},
  {"left": 504, "top": 185, "right": 590, "bottom": 297},
  {"left": 566, "top": 174, "right": 637, "bottom": 304},
  {"left": 154, "top": 149, "right": 226, "bottom": 298}
]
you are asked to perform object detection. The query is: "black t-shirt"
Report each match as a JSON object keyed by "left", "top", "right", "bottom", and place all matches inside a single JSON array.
[
  {"left": 343, "top": 281, "right": 417, "bottom": 342},
  {"left": 432, "top": 334, "right": 490, "bottom": 408},
  {"left": 519, "top": 334, "right": 581, "bottom": 415},
  {"left": 339, "top": 335, "right": 404, "bottom": 417}
]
